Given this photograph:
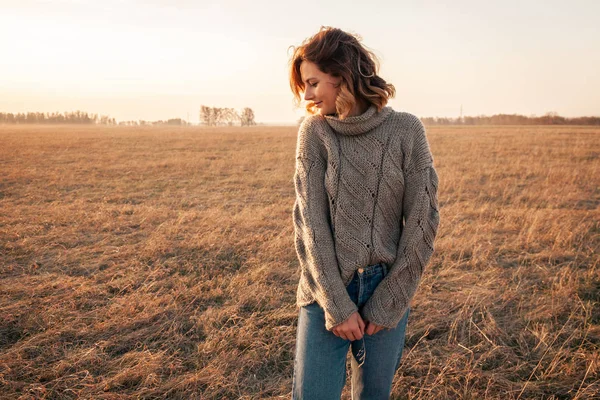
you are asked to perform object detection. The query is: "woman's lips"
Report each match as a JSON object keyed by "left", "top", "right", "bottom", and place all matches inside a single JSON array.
[{"left": 315, "top": 101, "right": 322, "bottom": 107}]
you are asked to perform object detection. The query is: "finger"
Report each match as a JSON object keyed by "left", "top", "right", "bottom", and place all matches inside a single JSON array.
[
  {"left": 346, "top": 330, "right": 356, "bottom": 341},
  {"left": 365, "top": 322, "right": 374, "bottom": 335},
  {"left": 358, "top": 316, "right": 365, "bottom": 335},
  {"left": 338, "top": 327, "right": 350, "bottom": 341}
]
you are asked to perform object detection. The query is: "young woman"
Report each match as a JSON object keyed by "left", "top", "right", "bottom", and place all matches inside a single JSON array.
[{"left": 288, "top": 26, "right": 440, "bottom": 399}]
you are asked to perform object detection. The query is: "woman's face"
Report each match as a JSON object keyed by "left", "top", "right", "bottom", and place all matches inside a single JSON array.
[{"left": 300, "top": 60, "right": 342, "bottom": 116}]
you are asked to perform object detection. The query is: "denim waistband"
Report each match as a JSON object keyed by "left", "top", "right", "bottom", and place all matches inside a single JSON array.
[{"left": 356, "top": 262, "right": 388, "bottom": 277}]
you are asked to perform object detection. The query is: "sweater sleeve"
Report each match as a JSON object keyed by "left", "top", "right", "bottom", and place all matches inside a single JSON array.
[
  {"left": 361, "top": 118, "right": 440, "bottom": 329},
  {"left": 292, "top": 122, "right": 359, "bottom": 331}
]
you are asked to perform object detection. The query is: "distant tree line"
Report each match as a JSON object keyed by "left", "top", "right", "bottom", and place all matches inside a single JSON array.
[
  {"left": 0, "top": 111, "right": 116, "bottom": 125},
  {"left": 0, "top": 112, "right": 202, "bottom": 126},
  {"left": 199, "top": 106, "right": 256, "bottom": 126},
  {"left": 296, "top": 112, "right": 600, "bottom": 127},
  {"left": 421, "top": 112, "right": 600, "bottom": 126},
  {"left": 118, "top": 118, "right": 190, "bottom": 126}
]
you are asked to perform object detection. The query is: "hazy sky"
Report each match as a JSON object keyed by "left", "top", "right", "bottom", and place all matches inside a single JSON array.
[{"left": 1, "top": 0, "right": 598, "bottom": 124}]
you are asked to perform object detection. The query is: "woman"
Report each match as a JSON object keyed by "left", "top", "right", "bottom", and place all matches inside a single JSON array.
[{"left": 288, "top": 26, "right": 440, "bottom": 399}]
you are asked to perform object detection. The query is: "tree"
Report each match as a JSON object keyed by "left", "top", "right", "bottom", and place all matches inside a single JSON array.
[
  {"left": 200, "top": 105, "right": 214, "bottom": 126},
  {"left": 223, "top": 108, "right": 240, "bottom": 126},
  {"left": 240, "top": 107, "right": 255, "bottom": 126}
]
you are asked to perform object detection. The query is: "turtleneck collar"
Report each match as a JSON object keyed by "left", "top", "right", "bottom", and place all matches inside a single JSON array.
[{"left": 323, "top": 104, "right": 393, "bottom": 136}]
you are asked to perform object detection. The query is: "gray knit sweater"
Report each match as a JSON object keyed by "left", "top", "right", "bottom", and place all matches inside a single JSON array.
[{"left": 292, "top": 104, "right": 440, "bottom": 331}]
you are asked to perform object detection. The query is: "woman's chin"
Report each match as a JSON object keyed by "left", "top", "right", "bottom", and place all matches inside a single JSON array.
[{"left": 316, "top": 108, "right": 333, "bottom": 116}]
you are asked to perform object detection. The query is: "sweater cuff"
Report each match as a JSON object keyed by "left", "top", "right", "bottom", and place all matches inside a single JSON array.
[{"left": 321, "top": 294, "right": 359, "bottom": 331}]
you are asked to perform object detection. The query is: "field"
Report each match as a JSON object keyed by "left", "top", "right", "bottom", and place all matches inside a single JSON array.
[{"left": 0, "top": 124, "right": 598, "bottom": 399}]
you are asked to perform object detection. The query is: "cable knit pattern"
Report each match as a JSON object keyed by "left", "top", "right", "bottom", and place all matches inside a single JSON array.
[{"left": 292, "top": 104, "right": 440, "bottom": 330}]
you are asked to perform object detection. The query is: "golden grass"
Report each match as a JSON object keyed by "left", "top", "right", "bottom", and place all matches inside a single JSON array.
[{"left": 0, "top": 124, "right": 598, "bottom": 399}]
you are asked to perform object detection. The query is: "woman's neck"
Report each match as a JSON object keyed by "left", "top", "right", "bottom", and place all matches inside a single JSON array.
[
  {"left": 324, "top": 99, "right": 370, "bottom": 118},
  {"left": 348, "top": 99, "right": 369, "bottom": 117}
]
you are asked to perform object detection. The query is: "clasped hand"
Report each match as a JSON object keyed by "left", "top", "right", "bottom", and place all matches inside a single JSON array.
[{"left": 331, "top": 311, "right": 388, "bottom": 340}]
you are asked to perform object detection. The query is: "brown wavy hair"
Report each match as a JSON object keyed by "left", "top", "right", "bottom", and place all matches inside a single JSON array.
[{"left": 288, "top": 26, "right": 396, "bottom": 120}]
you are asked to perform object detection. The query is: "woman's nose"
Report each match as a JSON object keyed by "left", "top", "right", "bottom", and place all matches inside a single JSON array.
[{"left": 304, "top": 89, "right": 313, "bottom": 101}]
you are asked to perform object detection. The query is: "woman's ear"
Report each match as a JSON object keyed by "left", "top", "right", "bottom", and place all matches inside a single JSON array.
[{"left": 333, "top": 77, "right": 343, "bottom": 88}]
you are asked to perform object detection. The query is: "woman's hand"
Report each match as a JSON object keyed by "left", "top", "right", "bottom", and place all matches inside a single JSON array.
[
  {"left": 331, "top": 313, "right": 390, "bottom": 340},
  {"left": 365, "top": 321, "right": 387, "bottom": 335},
  {"left": 331, "top": 311, "right": 365, "bottom": 341}
]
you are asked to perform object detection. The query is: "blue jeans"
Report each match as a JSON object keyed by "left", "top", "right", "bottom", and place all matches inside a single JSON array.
[{"left": 292, "top": 263, "right": 410, "bottom": 400}]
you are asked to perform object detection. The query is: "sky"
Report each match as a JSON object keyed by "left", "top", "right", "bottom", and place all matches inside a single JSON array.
[{"left": 1, "top": 0, "right": 598, "bottom": 124}]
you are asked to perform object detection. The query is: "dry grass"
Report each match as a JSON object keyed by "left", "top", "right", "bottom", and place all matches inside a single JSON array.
[{"left": 0, "top": 124, "right": 598, "bottom": 399}]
